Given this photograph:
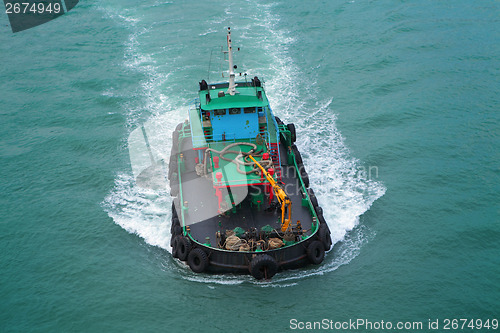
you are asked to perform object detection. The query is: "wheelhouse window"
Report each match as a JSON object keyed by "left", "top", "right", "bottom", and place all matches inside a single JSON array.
[
  {"left": 214, "top": 109, "right": 226, "bottom": 116},
  {"left": 244, "top": 107, "right": 256, "bottom": 114},
  {"left": 256, "top": 107, "right": 264, "bottom": 113},
  {"left": 229, "top": 108, "right": 241, "bottom": 115}
]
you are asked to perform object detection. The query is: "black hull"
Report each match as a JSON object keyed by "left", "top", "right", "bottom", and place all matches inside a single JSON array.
[
  {"left": 169, "top": 119, "right": 332, "bottom": 279},
  {"left": 172, "top": 214, "right": 327, "bottom": 275}
]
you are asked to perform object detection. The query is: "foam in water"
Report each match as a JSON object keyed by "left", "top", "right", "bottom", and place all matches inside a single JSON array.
[{"left": 102, "top": 3, "right": 385, "bottom": 285}]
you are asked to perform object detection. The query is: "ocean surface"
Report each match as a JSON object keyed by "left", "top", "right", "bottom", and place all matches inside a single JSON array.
[{"left": 1, "top": 1, "right": 499, "bottom": 332}]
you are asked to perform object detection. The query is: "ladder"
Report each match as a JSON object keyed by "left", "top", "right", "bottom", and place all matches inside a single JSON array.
[{"left": 269, "top": 142, "right": 282, "bottom": 181}]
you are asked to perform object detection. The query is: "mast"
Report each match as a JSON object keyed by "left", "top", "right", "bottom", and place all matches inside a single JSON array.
[{"left": 226, "top": 27, "right": 238, "bottom": 96}]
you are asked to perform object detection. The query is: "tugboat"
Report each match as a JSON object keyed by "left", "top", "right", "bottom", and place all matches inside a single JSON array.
[{"left": 169, "top": 28, "right": 332, "bottom": 279}]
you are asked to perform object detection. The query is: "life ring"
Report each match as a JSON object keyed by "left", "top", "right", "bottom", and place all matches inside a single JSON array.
[
  {"left": 318, "top": 223, "right": 332, "bottom": 251},
  {"left": 287, "top": 123, "right": 296, "bottom": 143},
  {"left": 188, "top": 248, "right": 209, "bottom": 273},
  {"left": 249, "top": 254, "right": 278, "bottom": 280},
  {"left": 307, "top": 240, "right": 325, "bottom": 265},
  {"left": 177, "top": 236, "right": 192, "bottom": 261}
]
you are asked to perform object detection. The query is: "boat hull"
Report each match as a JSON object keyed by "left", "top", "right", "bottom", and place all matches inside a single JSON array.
[{"left": 169, "top": 115, "right": 333, "bottom": 279}]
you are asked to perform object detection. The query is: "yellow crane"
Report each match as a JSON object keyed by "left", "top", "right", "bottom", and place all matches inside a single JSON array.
[{"left": 248, "top": 155, "right": 292, "bottom": 232}]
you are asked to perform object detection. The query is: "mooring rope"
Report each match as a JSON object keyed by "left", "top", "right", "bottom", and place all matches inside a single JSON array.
[{"left": 201, "top": 142, "right": 273, "bottom": 177}]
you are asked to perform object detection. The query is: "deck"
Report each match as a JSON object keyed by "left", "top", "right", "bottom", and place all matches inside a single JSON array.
[{"left": 177, "top": 137, "right": 314, "bottom": 247}]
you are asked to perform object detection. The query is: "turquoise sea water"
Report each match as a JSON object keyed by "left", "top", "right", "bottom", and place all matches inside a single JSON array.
[{"left": 1, "top": 1, "right": 499, "bottom": 332}]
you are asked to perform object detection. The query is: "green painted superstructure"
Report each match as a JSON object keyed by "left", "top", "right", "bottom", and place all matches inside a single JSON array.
[{"left": 199, "top": 85, "right": 269, "bottom": 110}]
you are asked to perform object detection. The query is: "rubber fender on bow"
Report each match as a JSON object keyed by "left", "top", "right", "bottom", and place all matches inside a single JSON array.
[
  {"left": 171, "top": 144, "right": 178, "bottom": 157},
  {"left": 318, "top": 223, "right": 332, "bottom": 251},
  {"left": 172, "top": 131, "right": 180, "bottom": 154},
  {"left": 168, "top": 155, "right": 178, "bottom": 181},
  {"left": 307, "top": 240, "right": 325, "bottom": 265},
  {"left": 249, "top": 254, "right": 278, "bottom": 280},
  {"left": 172, "top": 201, "right": 178, "bottom": 219},
  {"left": 173, "top": 225, "right": 182, "bottom": 236},
  {"left": 188, "top": 248, "right": 209, "bottom": 273},
  {"left": 317, "top": 212, "right": 327, "bottom": 225},
  {"left": 170, "top": 217, "right": 180, "bottom": 234},
  {"left": 291, "top": 145, "right": 303, "bottom": 165},
  {"left": 172, "top": 129, "right": 180, "bottom": 141},
  {"left": 177, "top": 236, "right": 192, "bottom": 261},
  {"left": 307, "top": 188, "right": 318, "bottom": 207},
  {"left": 172, "top": 129, "right": 179, "bottom": 144},
  {"left": 171, "top": 236, "right": 180, "bottom": 257},
  {"left": 170, "top": 182, "right": 179, "bottom": 197},
  {"left": 287, "top": 123, "right": 296, "bottom": 143},
  {"left": 314, "top": 202, "right": 327, "bottom": 225},
  {"left": 300, "top": 168, "right": 310, "bottom": 188}
]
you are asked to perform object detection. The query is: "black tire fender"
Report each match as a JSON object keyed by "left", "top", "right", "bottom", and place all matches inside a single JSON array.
[
  {"left": 307, "top": 240, "right": 325, "bottom": 265},
  {"left": 171, "top": 236, "right": 180, "bottom": 257},
  {"left": 168, "top": 156, "right": 178, "bottom": 181},
  {"left": 300, "top": 169, "right": 310, "bottom": 188},
  {"left": 177, "top": 236, "right": 192, "bottom": 261},
  {"left": 173, "top": 224, "right": 182, "bottom": 236},
  {"left": 249, "top": 254, "right": 278, "bottom": 280},
  {"left": 287, "top": 123, "right": 296, "bottom": 143},
  {"left": 171, "top": 217, "right": 180, "bottom": 233},
  {"left": 307, "top": 188, "right": 318, "bottom": 207},
  {"left": 318, "top": 223, "right": 332, "bottom": 251},
  {"left": 172, "top": 130, "right": 180, "bottom": 143},
  {"left": 170, "top": 182, "right": 179, "bottom": 197},
  {"left": 317, "top": 212, "right": 327, "bottom": 226},
  {"left": 172, "top": 130, "right": 179, "bottom": 148},
  {"left": 188, "top": 248, "right": 209, "bottom": 273},
  {"left": 291, "top": 145, "right": 303, "bottom": 165},
  {"left": 172, "top": 201, "right": 178, "bottom": 219}
]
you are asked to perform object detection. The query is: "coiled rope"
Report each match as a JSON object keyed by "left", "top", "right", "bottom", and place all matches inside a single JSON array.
[
  {"left": 200, "top": 142, "right": 273, "bottom": 177},
  {"left": 223, "top": 235, "right": 285, "bottom": 251}
]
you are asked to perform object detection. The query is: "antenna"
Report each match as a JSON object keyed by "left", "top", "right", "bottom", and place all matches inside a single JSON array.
[
  {"left": 226, "top": 27, "right": 238, "bottom": 95},
  {"left": 207, "top": 49, "right": 214, "bottom": 84}
]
